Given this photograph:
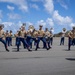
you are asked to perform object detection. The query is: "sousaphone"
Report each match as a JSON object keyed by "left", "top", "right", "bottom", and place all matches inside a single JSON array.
[
  {"left": 63, "top": 28, "right": 66, "bottom": 31},
  {"left": 28, "top": 25, "right": 34, "bottom": 32}
]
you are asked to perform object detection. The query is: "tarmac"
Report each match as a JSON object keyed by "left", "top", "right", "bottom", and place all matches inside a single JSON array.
[{"left": 0, "top": 37, "right": 75, "bottom": 75}]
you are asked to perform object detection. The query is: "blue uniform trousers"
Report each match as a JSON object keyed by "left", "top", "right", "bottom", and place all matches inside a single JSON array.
[
  {"left": 50, "top": 37, "right": 53, "bottom": 45},
  {"left": 60, "top": 37, "right": 65, "bottom": 45},
  {"left": 72, "top": 38, "right": 75, "bottom": 46},
  {"left": 0, "top": 38, "right": 7, "bottom": 50},
  {"left": 15, "top": 37, "right": 21, "bottom": 46},
  {"left": 6, "top": 37, "right": 10, "bottom": 46},
  {"left": 9, "top": 37, "right": 12, "bottom": 46},
  {"left": 16, "top": 37, "right": 29, "bottom": 51},
  {"left": 37, "top": 37, "right": 48, "bottom": 49},
  {"left": 26, "top": 36, "right": 33, "bottom": 48},
  {"left": 68, "top": 37, "right": 72, "bottom": 50},
  {"left": 45, "top": 37, "right": 51, "bottom": 48},
  {"left": 32, "top": 37, "right": 38, "bottom": 49}
]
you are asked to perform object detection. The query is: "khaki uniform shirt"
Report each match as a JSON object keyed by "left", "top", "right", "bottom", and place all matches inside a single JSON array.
[
  {"left": 9, "top": 33, "right": 12, "bottom": 37},
  {"left": 72, "top": 31, "right": 75, "bottom": 38},
  {"left": 45, "top": 31, "right": 50, "bottom": 37},
  {"left": 5, "top": 32, "right": 9, "bottom": 37},
  {"left": 38, "top": 30, "right": 45, "bottom": 37},
  {"left": 33, "top": 31, "right": 38, "bottom": 38},
  {"left": 0, "top": 30, "right": 5, "bottom": 37},
  {"left": 21, "top": 30, "right": 26, "bottom": 38},
  {"left": 68, "top": 31, "right": 73, "bottom": 39},
  {"left": 27, "top": 30, "right": 32, "bottom": 36}
]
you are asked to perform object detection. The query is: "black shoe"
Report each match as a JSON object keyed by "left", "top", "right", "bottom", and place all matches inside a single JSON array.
[
  {"left": 17, "top": 47, "right": 19, "bottom": 51},
  {"left": 35, "top": 48, "right": 37, "bottom": 51},
  {"left": 47, "top": 48, "right": 49, "bottom": 50},
  {"left": 28, "top": 48, "right": 32, "bottom": 51},
  {"left": 6, "top": 49, "right": 9, "bottom": 52},
  {"left": 24, "top": 47, "right": 26, "bottom": 49},
  {"left": 49, "top": 47, "right": 52, "bottom": 49}
]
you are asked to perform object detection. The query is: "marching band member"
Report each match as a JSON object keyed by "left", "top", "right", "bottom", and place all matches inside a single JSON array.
[
  {"left": 5, "top": 30, "right": 10, "bottom": 46},
  {"left": 32, "top": 29, "right": 39, "bottom": 50},
  {"left": 9, "top": 30, "right": 13, "bottom": 46},
  {"left": 37, "top": 25, "right": 49, "bottom": 50},
  {"left": 37, "top": 25, "right": 44, "bottom": 48},
  {"left": 26, "top": 25, "right": 34, "bottom": 48},
  {"left": 16, "top": 24, "right": 32, "bottom": 52},
  {"left": 14, "top": 30, "right": 20, "bottom": 46},
  {"left": 0, "top": 25, "right": 9, "bottom": 52},
  {"left": 60, "top": 28, "right": 66, "bottom": 45},
  {"left": 44, "top": 28, "right": 52, "bottom": 49},
  {"left": 50, "top": 28, "right": 54, "bottom": 45},
  {"left": 68, "top": 27, "right": 75, "bottom": 50}
]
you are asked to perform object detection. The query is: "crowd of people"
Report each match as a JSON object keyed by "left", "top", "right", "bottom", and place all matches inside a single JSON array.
[{"left": 0, "top": 23, "right": 75, "bottom": 52}]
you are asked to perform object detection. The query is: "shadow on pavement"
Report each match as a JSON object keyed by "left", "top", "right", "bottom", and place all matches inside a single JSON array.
[
  {"left": 0, "top": 51, "right": 8, "bottom": 52},
  {"left": 66, "top": 58, "right": 75, "bottom": 61}
]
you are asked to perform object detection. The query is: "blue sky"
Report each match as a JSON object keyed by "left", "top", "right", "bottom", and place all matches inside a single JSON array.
[{"left": 0, "top": 0, "right": 75, "bottom": 34}]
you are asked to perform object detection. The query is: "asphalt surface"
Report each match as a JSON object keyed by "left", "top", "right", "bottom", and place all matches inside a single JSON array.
[{"left": 0, "top": 37, "right": 75, "bottom": 75}]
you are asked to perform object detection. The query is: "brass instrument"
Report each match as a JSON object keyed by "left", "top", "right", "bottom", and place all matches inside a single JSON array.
[
  {"left": 28, "top": 25, "right": 34, "bottom": 32},
  {"left": 29, "top": 25, "right": 34, "bottom": 30},
  {"left": 63, "top": 28, "right": 66, "bottom": 31}
]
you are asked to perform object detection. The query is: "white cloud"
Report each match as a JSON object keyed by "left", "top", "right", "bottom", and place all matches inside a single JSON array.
[
  {"left": 0, "top": 0, "right": 28, "bottom": 12},
  {"left": 53, "top": 10, "right": 72, "bottom": 25},
  {"left": 70, "top": 23, "right": 75, "bottom": 27},
  {"left": 26, "top": 22, "right": 33, "bottom": 26},
  {"left": 44, "top": 0, "right": 54, "bottom": 14},
  {"left": 3, "top": 22, "right": 14, "bottom": 28},
  {"left": 19, "top": 5, "right": 28, "bottom": 12},
  {"left": 37, "top": 20, "right": 46, "bottom": 27},
  {"left": 26, "top": 22, "right": 33, "bottom": 30},
  {"left": 17, "top": 21, "right": 22, "bottom": 27},
  {"left": 30, "top": 4, "right": 39, "bottom": 10},
  {"left": 2, "top": 21, "right": 23, "bottom": 33},
  {"left": 36, "top": 18, "right": 54, "bottom": 30},
  {"left": 26, "top": 19, "right": 54, "bottom": 30},
  {"left": 0, "top": 10, "right": 3, "bottom": 18},
  {"left": 57, "top": 0, "right": 69, "bottom": 9},
  {"left": 60, "top": 4, "right": 68, "bottom": 10},
  {"left": 46, "top": 18, "right": 54, "bottom": 26},
  {"left": 7, "top": 5, "right": 15, "bottom": 11},
  {"left": 7, "top": 13, "right": 21, "bottom": 19},
  {"left": 43, "top": 0, "right": 74, "bottom": 30}
]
